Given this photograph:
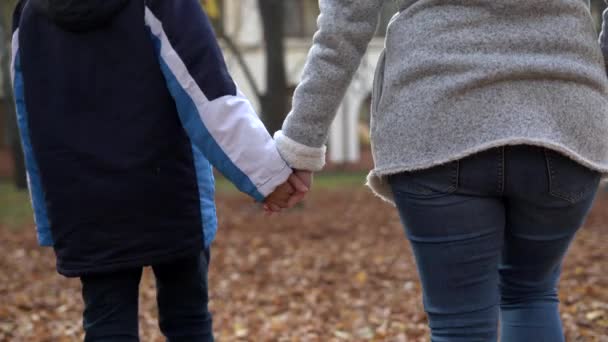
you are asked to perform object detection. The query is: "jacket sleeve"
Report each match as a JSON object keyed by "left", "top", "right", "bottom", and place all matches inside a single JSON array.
[
  {"left": 275, "top": 0, "right": 385, "bottom": 171},
  {"left": 144, "top": 0, "right": 291, "bottom": 201}
]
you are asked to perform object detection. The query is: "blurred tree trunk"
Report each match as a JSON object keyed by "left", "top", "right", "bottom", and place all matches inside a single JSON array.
[
  {"left": 1, "top": 2, "right": 27, "bottom": 189},
  {"left": 203, "top": 0, "right": 289, "bottom": 134},
  {"left": 257, "top": 0, "right": 288, "bottom": 135}
]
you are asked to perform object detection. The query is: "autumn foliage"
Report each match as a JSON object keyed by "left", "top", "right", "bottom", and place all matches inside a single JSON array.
[{"left": 1, "top": 188, "right": 607, "bottom": 341}]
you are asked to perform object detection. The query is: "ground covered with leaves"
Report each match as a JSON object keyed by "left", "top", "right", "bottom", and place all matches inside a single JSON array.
[{"left": 1, "top": 186, "right": 607, "bottom": 341}]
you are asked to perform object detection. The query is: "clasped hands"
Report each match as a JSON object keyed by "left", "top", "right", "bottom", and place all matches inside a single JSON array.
[{"left": 263, "top": 170, "right": 313, "bottom": 214}]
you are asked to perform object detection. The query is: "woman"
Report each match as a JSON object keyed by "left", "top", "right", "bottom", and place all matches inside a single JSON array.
[{"left": 275, "top": 1, "right": 608, "bottom": 341}]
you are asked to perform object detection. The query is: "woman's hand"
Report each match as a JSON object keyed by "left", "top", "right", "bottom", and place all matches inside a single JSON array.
[
  {"left": 263, "top": 172, "right": 311, "bottom": 214},
  {"left": 287, "top": 170, "right": 313, "bottom": 208},
  {"left": 263, "top": 170, "right": 313, "bottom": 214}
]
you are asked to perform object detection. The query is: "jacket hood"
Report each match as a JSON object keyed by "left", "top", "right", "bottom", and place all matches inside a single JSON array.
[{"left": 30, "top": 0, "right": 129, "bottom": 32}]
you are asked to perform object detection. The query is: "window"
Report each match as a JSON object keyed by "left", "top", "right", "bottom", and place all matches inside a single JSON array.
[
  {"left": 284, "top": 0, "right": 320, "bottom": 37},
  {"left": 0, "top": 24, "right": 6, "bottom": 100},
  {"left": 591, "top": 0, "right": 607, "bottom": 31},
  {"left": 283, "top": 1, "right": 399, "bottom": 38},
  {"left": 376, "top": 2, "right": 399, "bottom": 36}
]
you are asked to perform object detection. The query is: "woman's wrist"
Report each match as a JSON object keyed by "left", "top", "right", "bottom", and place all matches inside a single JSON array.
[{"left": 274, "top": 131, "right": 327, "bottom": 172}]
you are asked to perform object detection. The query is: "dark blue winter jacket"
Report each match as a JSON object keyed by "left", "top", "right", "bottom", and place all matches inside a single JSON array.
[{"left": 11, "top": 0, "right": 291, "bottom": 277}]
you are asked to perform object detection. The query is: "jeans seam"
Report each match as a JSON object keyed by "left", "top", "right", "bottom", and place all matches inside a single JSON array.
[
  {"left": 544, "top": 149, "right": 556, "bottom": 197},
  {"left": 450, "top": 161, "right": 460, "bottom": 192},
  {"left": 497, "top": 147, "right": 505, "bottom": 195}
]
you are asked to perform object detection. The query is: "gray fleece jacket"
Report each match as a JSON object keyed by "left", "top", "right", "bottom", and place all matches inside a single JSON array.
[{"left": 274, "top": 0, "right": 608, "bottom": 203}]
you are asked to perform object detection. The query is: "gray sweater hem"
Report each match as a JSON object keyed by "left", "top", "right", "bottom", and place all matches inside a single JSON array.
[{"left": 367, "top": 138, "right": 608, "bottom": 205}]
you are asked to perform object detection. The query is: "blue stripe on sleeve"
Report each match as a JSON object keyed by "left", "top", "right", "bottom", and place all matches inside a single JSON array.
[
  {"left": 147, "top": 30, "right": 265, "bottom": 202},
  {"left": 13, "top": 52, "right": 54, "bottom": 246},
  {"left": 191, "top": 144, "right": 218, "bottom": 247}
]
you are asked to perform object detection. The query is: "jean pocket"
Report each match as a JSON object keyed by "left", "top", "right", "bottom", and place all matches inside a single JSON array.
[
  {"left": 544, "top": 150, "right": 600, "bottom": 203},
  {"left": 388, "top": 161, "right": 459, "bottom": 198}
]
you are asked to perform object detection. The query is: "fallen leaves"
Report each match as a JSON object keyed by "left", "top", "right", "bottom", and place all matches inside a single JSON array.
[
  {"left": 1, "top": 189, "right": 607, "bottom": 341},
  {"left": 586, "top": 310, "right": 605, "bottom": 322}
]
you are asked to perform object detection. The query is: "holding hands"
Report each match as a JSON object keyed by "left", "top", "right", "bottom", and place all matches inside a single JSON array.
[{"left": 263, "top": 170, "right": 313, "bottom": 214}]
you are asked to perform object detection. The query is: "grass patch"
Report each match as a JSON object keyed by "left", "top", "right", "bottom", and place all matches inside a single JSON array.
[
  {"left": 0, "top": 171, "right": 369, "bottom": 230},
  {"left": 215, "top": 171, "right": 368, "bottom": 193},
  {"left": 0, "top": 181, "right": 33, "bottom": 230}
]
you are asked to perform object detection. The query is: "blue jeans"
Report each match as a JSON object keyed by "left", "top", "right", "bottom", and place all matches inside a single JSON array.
[
  {"left": 80, "top": 251, "right": 213, "bottom": 342},
  {"left": 388, "top": 146, "right": 599, "bottom": 342}
]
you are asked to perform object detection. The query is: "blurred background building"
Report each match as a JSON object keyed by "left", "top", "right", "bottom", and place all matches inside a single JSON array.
[
  {"left": 213, "top": 0, "right": 399, "bottom": 164},
  {"left": 0, "top": 0, "right": 607, "bottom": 181}
]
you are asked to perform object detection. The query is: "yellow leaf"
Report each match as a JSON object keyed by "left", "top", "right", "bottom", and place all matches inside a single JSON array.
[
  {"left": 201, "top": 0, "right": 220, "bottom": 20},
  {"left": 334, "top": 330, "right": 351, "bottom": 339},
  {"left": 586, "top": 310, "right": 605, "bottom": 321},
  {"left": 233, "top": 323, "right": 248, "bottom": 337},
  {"left": 356, "top": 271, "right": 368, "bottom": 284}
]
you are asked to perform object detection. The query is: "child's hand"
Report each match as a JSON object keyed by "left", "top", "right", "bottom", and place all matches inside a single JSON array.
[
  {"left": 264, "top": 181, "right": 295, "bottom": 213},
  {"left": 263, "top": 173, "right": 310, "bottom": 214}
]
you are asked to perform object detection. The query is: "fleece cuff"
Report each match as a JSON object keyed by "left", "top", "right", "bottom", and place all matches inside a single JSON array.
[{"left": 274, "top": 131, "right": 327, "bottom": 171}]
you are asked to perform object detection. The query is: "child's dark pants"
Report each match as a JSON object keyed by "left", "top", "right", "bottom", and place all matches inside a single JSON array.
[{"left": 80, "top": 250, "right": 213, "bottom": 342}]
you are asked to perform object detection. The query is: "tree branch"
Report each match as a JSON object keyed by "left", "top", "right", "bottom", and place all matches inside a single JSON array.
[{"left": 220, "top": 34, "right": 263, "bottom": 101}]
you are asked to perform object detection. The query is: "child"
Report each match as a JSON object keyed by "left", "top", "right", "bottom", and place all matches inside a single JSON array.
[{"left": 11, "top": 0, "right": 304, "bottom": 340}]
